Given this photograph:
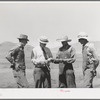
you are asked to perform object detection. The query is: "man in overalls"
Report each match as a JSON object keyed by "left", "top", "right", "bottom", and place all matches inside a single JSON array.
[
  {"left": 53, "top": 36, "right": 76, "bottom": 88},
  {"left": 31, "top": 36, "right": 53, "bottom": 88},
  {"left": 78, "top": 32, "right": 99, "bottom": 88},
  {"left": 6, "top": 34, "right": 29, "bottom": 88}
]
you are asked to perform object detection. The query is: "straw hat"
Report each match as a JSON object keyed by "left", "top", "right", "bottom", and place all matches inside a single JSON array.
[
  {"left": 56, "top": 35, "right": 71, "bottom": 42},
  {"left": 78, "top": 32, "right": 89, "bottom": 41},
  {"left": 38, "top": 36, "right": 49, "bottom": 44}
]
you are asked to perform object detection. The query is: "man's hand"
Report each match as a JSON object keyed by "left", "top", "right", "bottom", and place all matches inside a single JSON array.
[
  {"left": 47, "top": 58, "right": 55, "bottom": 63},
  {"left": 54, "top": 59, "right": 63, "bottom": 63},
  {"left": 15, "top": 63, "right": 20, "bottom": 71},
  {"left": 36, "top": 60, "right": 48, "bottom": 67},
  {"left": 10, "top": 63, "right": 15, "bottom": 69},
  {"left": 93, "top": 69, "right": 97, "bottom": 76},
  {"left": 62, "top": 59, "right": 72, "bottom": 63}
]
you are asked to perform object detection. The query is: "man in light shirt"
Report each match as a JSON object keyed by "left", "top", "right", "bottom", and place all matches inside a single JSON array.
[
  {"left": 31, "top": 36, "right": 53, "bottom": 88},
  {"left": 78, "top": 32, "right": 99, "bottom": 88}
]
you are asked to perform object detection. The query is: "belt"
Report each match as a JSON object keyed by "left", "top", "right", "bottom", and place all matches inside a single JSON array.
[
  {"left": 35, "top": 65, "right": 50, "bottom": 71},
  {"left": 35, "top": 64, "right": 46, "bottom": 68},
  {"left": 86, "top": 64, "right": 94, "bottom": 70}
]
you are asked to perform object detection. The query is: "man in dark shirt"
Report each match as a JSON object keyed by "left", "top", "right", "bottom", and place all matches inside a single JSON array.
[
  {"left": 6, "top": 34, "right": 29, "bottom": 88},
  {"left": 53, "top": 36, "right": 76, "bottom": 88}
]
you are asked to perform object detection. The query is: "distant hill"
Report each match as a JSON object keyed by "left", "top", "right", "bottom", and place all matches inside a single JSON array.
[
  {"left": 0, "top": 41, "right": 16, "bottom": 53},
  {"left": 0, "top": 41, "right": 33, "bottom": 69},
  {"left": 0, "top": 42, "right": 16, "bottom": 62}
]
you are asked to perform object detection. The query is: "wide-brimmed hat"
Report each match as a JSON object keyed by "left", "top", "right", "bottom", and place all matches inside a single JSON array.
[
  {"left": 56, "top": 35, "right": 72, "bottom": 42},
  {"left": 18, "top": 34, "right": 29, "bottom": 41},
  {"left": 38, "top": 36, "right": 49, "bottom": 44},
  {"left": 78, "top": 32, "right": 89, "bottom": 41}
]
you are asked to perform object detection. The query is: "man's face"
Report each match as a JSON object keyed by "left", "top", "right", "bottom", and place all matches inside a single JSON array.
[
  {"left": 20, "top": 39, "right": 28, "bottom": 46},
  {"left": 40, "top": 43, "right": 46, "bottom": 48},
  {"left": 78, "top": 39, "right": 86, "bottom": 45},
  {"left": 61, "top": 41, "right": 68, "bottom": 46}
]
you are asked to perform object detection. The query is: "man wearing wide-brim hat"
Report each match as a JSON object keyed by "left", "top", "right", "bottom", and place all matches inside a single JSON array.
[
  {"left": 31, "top": 36, "right": 53, "bottom": 88},
  {"left": 78, "top": 32, "right": 99, "bottom": 88},
  {"left": 52, "top": 35, "right": 76, "bottom": 88},
  {"left": 6, "top": 34, "right": 29, "bottom": 88}
]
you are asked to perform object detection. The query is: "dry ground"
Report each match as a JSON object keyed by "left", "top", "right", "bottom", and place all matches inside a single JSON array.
[{"left": 0, "top": 61, "right": 100, "bottom": 88}]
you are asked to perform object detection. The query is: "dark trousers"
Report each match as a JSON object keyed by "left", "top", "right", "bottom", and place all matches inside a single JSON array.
[
  {"left": 34, "top": 67, "right": 51, "bottom": 88},
  {"left": 59, "top": 69, "right": 76, "bottom": 88}
]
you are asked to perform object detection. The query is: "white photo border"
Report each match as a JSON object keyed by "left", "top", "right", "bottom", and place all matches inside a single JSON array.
[{"left": 0, "top": 1, "right": 100, "bottom": 99}]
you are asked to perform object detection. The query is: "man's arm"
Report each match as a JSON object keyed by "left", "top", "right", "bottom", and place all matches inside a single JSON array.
[
  {"left": 6, "top": 47, "right": 17, "bottom": 64},
  {"left": 90, "top": 45, "right": 99, "bottom": 68},
  {"left": 31, "top": 49, "right": 44, "bottom": 65},
  {"left": 6, "top": 46, "right": 19, "bottom": 69}
]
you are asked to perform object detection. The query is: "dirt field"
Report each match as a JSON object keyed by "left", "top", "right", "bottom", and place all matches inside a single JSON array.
[{"left": 0, "top": 61, "right": 100, "bottom": 88}]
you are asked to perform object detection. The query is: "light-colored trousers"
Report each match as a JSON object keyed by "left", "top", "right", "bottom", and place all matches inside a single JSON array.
[
  {"left": 13, "top": 69, "right": 29, "bottom": 88},
  {"left": 34, "top": 67, "right": 51, "bottom": 88},
  {"left": 83, "top": 64, "right": 96, "bottom": 88}
]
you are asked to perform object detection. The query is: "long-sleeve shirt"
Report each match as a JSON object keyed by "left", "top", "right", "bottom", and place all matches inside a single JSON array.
[
  {"left": 31, "top": 46, "right": 53, "bottom": 67},
  {"left": 56, "top": 45, "right": 76, "bottom": 71},
  {"left": 6, "top": 44, "right": 25, "bottom": 67},
  {"left": 82, "top": 42, "right": 99, "bottom": 71}
]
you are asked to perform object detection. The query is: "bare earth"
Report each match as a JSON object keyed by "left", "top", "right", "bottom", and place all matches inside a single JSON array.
[{"left": 0, "top": 62, "right": 100, "bottom": 88}]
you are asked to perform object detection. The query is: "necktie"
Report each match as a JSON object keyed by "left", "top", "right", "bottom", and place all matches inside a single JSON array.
[
  {"left": 42, "top": 47, "right": 48, "bottom": 60},
  {"left": 41, "top": 47, "right": 50, "bottom": 71}
]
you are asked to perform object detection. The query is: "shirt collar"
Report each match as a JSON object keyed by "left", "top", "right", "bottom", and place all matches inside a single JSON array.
[
  {"left": 82, "top": 42, "right": 89, "bottom": 51},
  {"left": 17, "top": 43, "right": 24, "bottom": 49}
]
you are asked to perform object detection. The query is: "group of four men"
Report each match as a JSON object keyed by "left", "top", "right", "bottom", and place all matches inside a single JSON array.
[{"left": 6, "top": 32, "right": 99, "bottom": 88}]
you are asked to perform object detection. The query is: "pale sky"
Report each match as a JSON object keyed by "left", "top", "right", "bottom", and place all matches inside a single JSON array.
[{"left": 0, "top": 1, "right": 100, "bottom": 48}]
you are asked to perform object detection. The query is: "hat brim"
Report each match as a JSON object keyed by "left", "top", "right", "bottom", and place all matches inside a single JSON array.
[
  {"left": 78, "top": 37, "right": 89, "bottom": 41},
  {"left": 38, "top": 39, "right": 48, "bottom": 44},
  {"left": 56, "top": 39, "right": 72, "bottom": 42},
  {"left": 18, "top": 38, "right": 29, "bottom": 41}
]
